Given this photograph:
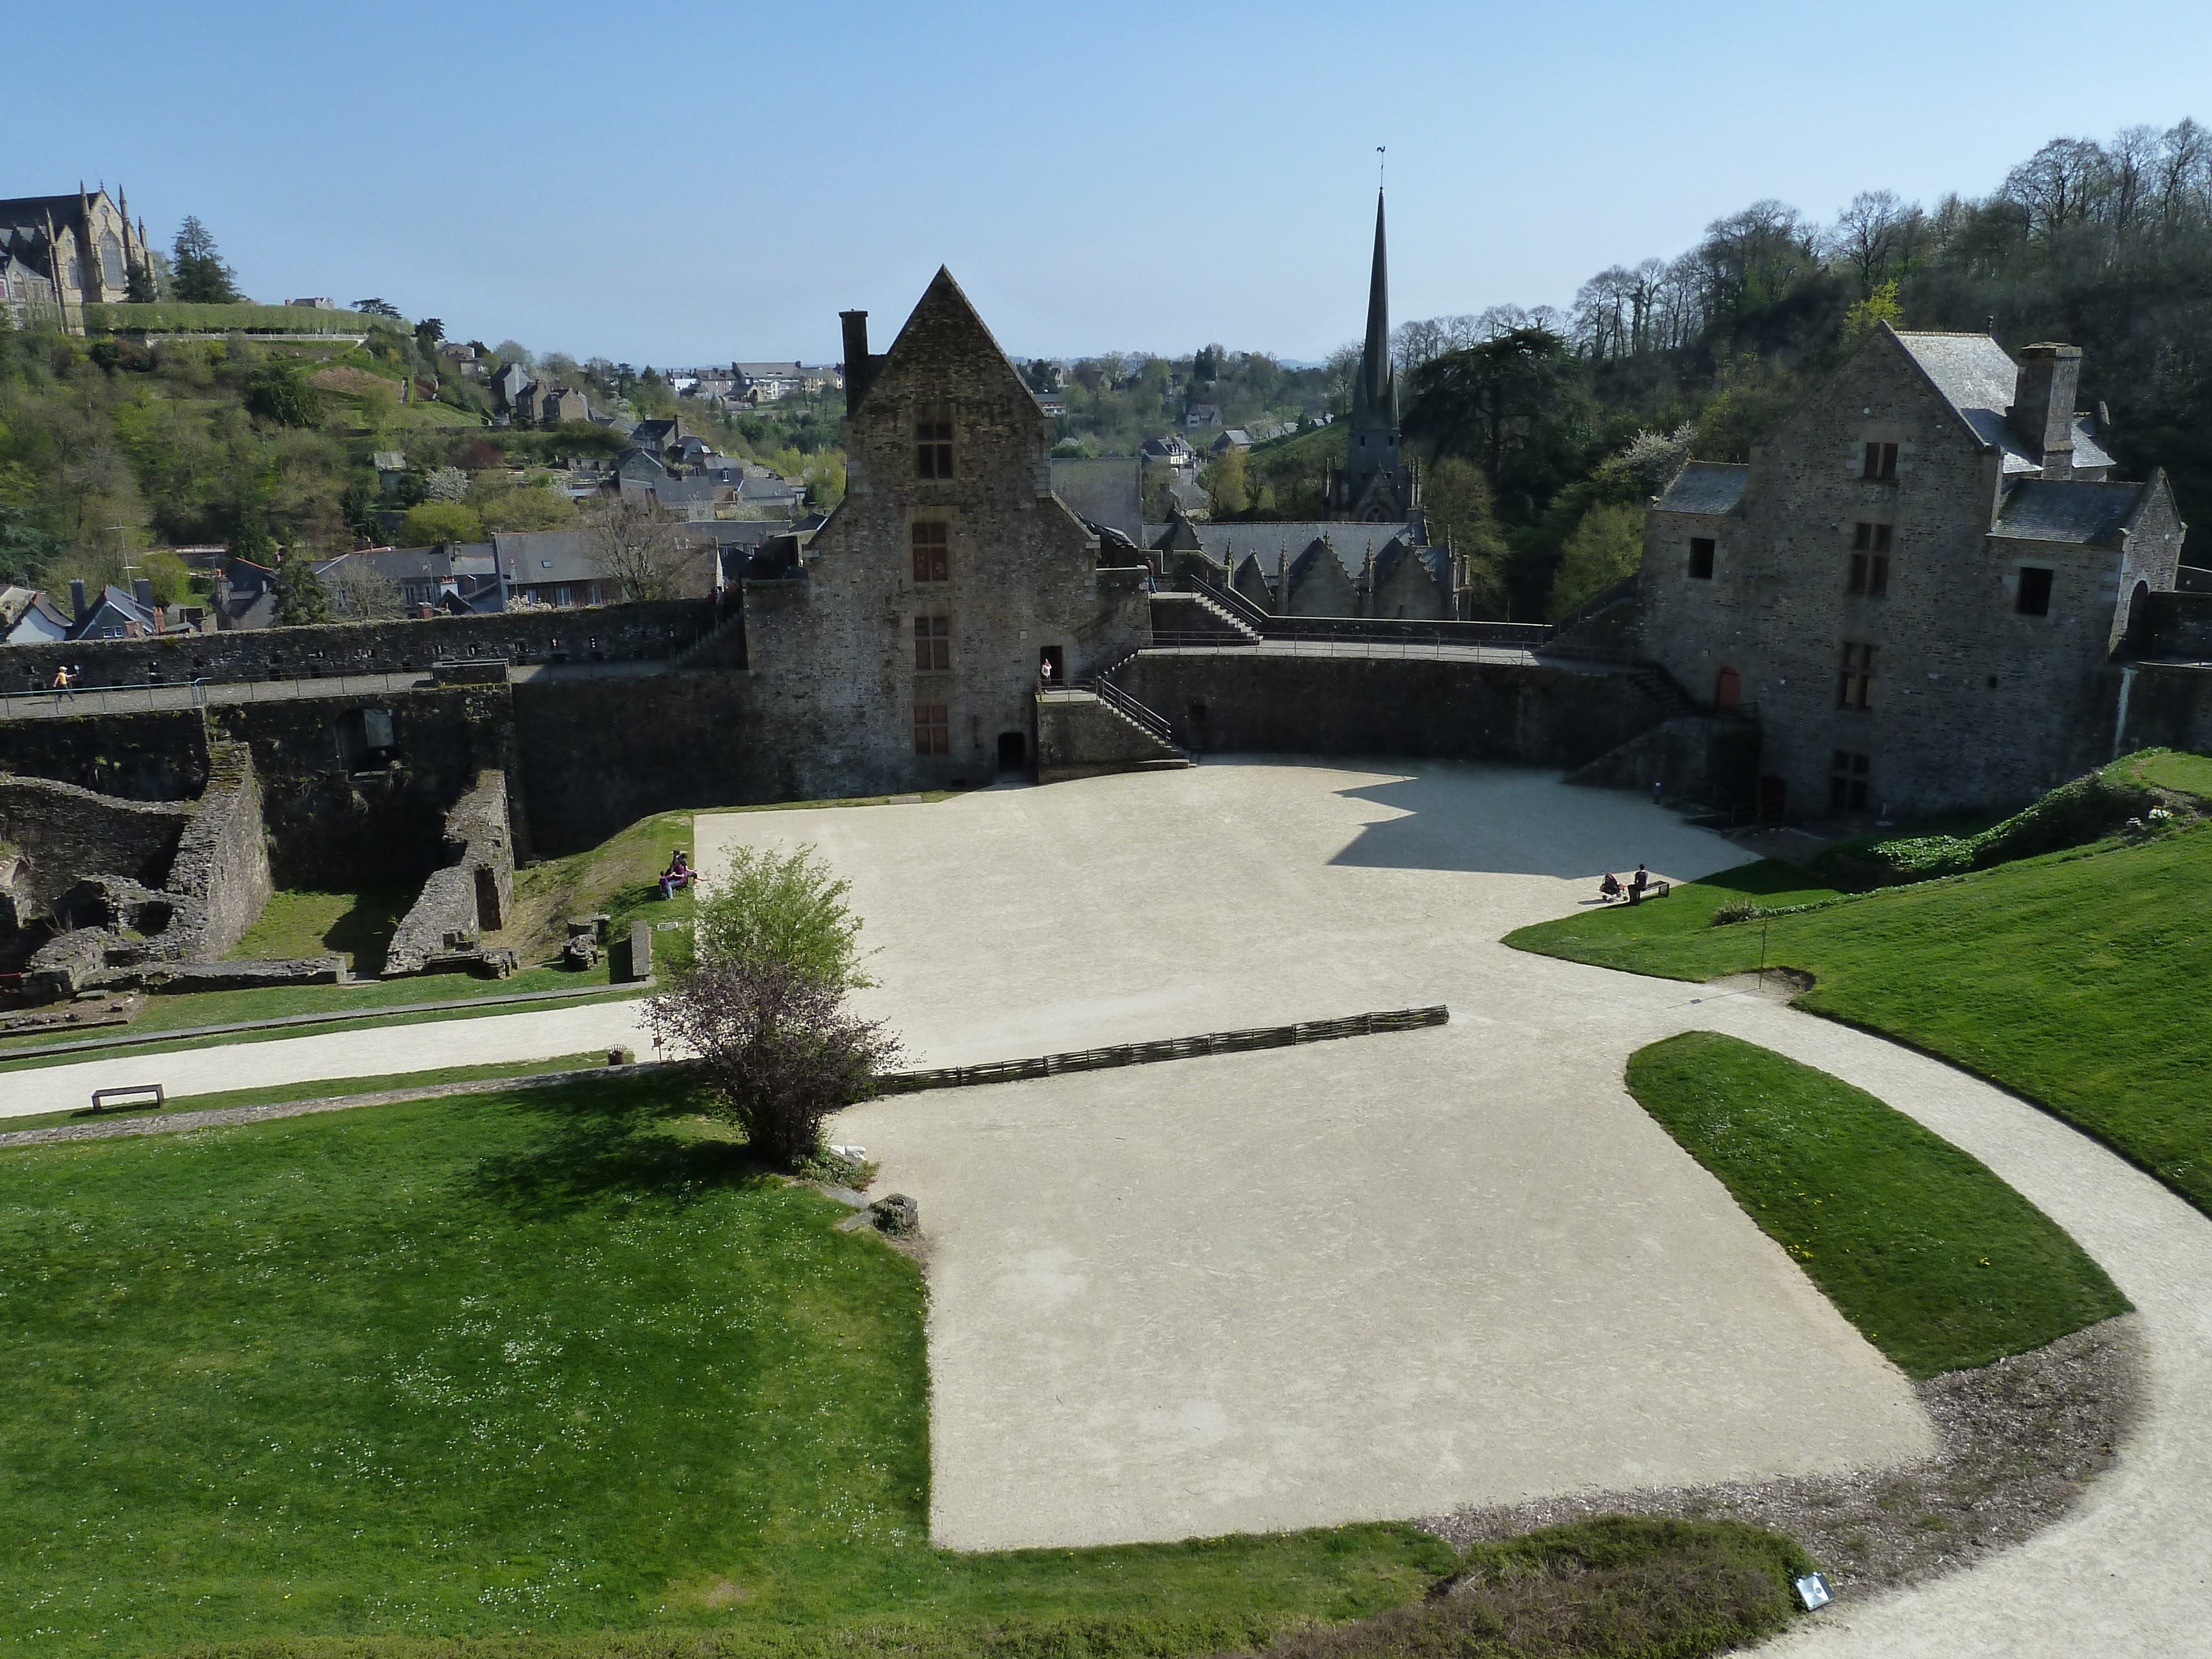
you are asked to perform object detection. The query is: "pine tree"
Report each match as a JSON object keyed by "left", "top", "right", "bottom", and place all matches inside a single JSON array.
[
  {"left": 171, "top": 216, "right": 241, "bottom": 304},
  {"left": 270, "top": 551, "right": 330, "bottom": 627}
]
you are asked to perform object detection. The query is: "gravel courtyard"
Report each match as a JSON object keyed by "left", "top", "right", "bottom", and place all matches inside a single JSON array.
[{"left": 694, "top": 760, "right": 1938, "bottom": 1550}]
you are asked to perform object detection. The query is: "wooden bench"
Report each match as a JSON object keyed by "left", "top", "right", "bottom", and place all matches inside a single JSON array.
[{"left": 90, "top": 1083, "right": 165, "bottom": 1114}]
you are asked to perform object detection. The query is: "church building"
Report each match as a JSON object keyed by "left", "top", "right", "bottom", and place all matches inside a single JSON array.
[{"left": 0, "top": 185, "right": 156, "bottom": 331}]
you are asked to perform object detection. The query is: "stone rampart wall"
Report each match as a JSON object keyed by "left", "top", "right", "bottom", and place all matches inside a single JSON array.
[
  {"left": 0, "top": 707, "right": 209, "bottom": 801},
  {"left": 2, "top": 599, "right": 716, "bottom": 692},
  {"left": 1115, "top": 651, "right": 1678, "bottom": 769},
  {"left": 2140, "top": 591, "right": 2212, "bottom": 661}
]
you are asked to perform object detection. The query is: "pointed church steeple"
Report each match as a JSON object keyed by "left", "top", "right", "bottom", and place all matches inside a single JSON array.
[
  {"left": 1334, "top": 187, "right": 1409, "bottom": 523},
  {"left": 1353, "top": 188, "right": 1396, "bottom": 428}
]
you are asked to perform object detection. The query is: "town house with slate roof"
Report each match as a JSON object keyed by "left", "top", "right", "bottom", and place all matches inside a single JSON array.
[{"left": 1639, "top": 323, "right": 2186, "bottom": 819}]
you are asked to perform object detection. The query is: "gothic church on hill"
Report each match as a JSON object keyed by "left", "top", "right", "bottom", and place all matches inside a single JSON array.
[{"left": 0, "top": 185, "right": 157, "bottom": 331}]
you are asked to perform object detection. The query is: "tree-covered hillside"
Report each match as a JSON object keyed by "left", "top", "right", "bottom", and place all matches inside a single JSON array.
[{"left": 1392, "top": 118, "right": 2212, "bottom": 618}]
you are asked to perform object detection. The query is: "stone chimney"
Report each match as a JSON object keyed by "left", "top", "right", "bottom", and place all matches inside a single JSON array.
[
  {"left": 70, "top": 578, "right": 88, "bottom": 622},
  {"left": 839, "top": 311, "right": 873, "bottom": 409},
  {"left": 2009, "top": 343, "right": 2082, "bottom": 481},
  {"left": 133, "top": 577, "right": 154, "bottom": 608}
]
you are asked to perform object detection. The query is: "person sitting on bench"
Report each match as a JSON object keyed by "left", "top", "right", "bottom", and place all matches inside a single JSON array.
[{"left": 1629, "top": 864, "right": 1651, "bottom": 903}]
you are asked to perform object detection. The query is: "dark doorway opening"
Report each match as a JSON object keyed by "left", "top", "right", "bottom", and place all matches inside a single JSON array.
[
  {"left": 1714, "top": 667, "right": 1740, "bottom": 712},
  {"left": 997, "top": 731, "right": 1027, "bottom": 774},
  {"left": 1038, "top": 645, "right": 1065, "bottom": 688},
  {"left": 1757, "top": 774, "right": 1787, "bottom": 823}
]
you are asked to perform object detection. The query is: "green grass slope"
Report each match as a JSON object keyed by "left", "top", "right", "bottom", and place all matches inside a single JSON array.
[
  {"left": 1509, "top": 823, "right": 2212, "bottom": 1213},
  {"left": 1627, "top": 1034, "right": 2127, "bottom": 1377},
  {"left": 0, "top": 1074, "right": 1451, "bottom": 1656}
]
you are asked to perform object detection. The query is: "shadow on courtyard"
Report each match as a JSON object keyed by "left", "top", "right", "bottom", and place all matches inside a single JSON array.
[{"left": 1321, "top": 767, "right": 1684, "bottom": 878}]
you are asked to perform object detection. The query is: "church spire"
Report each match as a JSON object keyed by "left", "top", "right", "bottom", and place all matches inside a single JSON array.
[{"left": 1354, "top": 187, "right": 1395, "bottom": 429}]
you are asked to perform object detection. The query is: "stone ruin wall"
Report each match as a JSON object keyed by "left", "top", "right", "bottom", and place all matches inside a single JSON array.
[
  {"left": 383, "top": 770, "right": 517, "bottom": 976},
  {"left": 9, "top": 740, "right": 275, "bottom": 998}
]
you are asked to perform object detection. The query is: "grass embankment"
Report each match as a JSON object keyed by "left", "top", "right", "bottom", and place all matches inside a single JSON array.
[
  {"left": 1626, "top": 1034, "right": 2127, "bottom": 1378},
  {"left": 1508, "top": 821, "right": 2212, "bottom": 1213},
  {"left": 0, "top": 1073, "right": 1812, "bottom": 1659}
]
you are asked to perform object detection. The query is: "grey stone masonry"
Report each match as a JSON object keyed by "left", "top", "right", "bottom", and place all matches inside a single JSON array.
[
  {"left": 383, "top": 769, "right": 515, "bottom": 975},
  {"left": 1637, "top": 325, "right": 2187, "bottom": 819},
  {"left": 743, "top": 269, "right": 1151, "bottom": 796}
]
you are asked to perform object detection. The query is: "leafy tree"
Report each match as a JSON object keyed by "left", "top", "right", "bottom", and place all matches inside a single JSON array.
[
  {"left": 339, "top": 479, "right": 382, "bottom": 542},
  {"left": 352, "top": 298, "right": 404, "bottom": 320},
  {"left": 643, "top": 954, "right": 900, "bottom": 1169},
  {"left": 1420, "top": 455, "right": 1508, "bottom": 613},
  {"left": 124, "top": 260, "right": 156, "bottom": 304},
  {"left": 138, "top": 549, "right": 193, "bottom": 606},
  {"left": 0, "top": 504, "right": 62, "bottom": 583},
  {"left": 270, "top": 553, "right": 330, "bottom": 625},
  {"left": 1548, "top": 503, "right": 1644, "bottom": 620},
  {"left": 244, "top": 359, "right": 323, "bottom": 427},
  {"left": 477, "top": 481, "right": 575, "bottom": 533},
  {"left": 1404, "top": 327, "right": 1595, "bottom": 519},
  {"left": 421, "top": 466, "right": 471, "bottom": 502},
  {"left": 415, "top": 318, "right": 445, "bottom": 349},
  {"left": 400, "top": 500, "right": 484, "bottom": 544},
  {"left": 1202, "top": 445, "right": 1249, "bottom": 515},
  {"left": 230, "top": 512, "right": 278, "bottom": 567},
  {"left": 171, "top": 216, "right": 241, "bottom": 304},
  {"left": 693, "top": 843, "right": 874, "bottom": 990}
]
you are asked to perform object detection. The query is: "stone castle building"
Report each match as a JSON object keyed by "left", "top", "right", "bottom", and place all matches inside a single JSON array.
[
  {"left": 1638, "top": 324, "right": 2187, "bottom": 819},
  {"left": 0, "top": 185, "right": 156, "bottom": 331},
  {"left": 742, "top": 268, "right": 1156, "bottom": 785}
]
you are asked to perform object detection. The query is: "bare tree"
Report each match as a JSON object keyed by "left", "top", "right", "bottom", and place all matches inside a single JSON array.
[
  {"left": 584, "top": 500, "right": 692, "bottom": 601},
  {"left": 324, "top": 557, "right": 406, "bottom": 620},
  {"left": 1828, "top": 190, "right": 1924, "bottom": 296}
]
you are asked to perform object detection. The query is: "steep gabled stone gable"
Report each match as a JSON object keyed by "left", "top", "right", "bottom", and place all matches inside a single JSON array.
[{"left": 743, "top": 268, "right": 1150, "bottom": 796}]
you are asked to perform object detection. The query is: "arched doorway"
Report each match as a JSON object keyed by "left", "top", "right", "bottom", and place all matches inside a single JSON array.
[
  {"left": 1714, "top": 666, "right": 1741, "bottom": 712},
  {"left": 2124, "top": 581, "right": 2152, "bottom": 653}
]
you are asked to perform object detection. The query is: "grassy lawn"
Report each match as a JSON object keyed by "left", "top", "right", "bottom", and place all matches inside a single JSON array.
[
  {"left": 1509, "top": 824, "right": 2212, "bottom": 1214},
  {"left": 2134, "top": 748, "right": 2212, "bottom": 800},
  {"left": 228, "top": 885, "right": 415, "bottom": 974},
  {"left": 1626, "top": 1034, "right": 2127, "bottom": 1378},
  {"left": 0, "top": 1074, "right": 1464, "bottom": 1657}
]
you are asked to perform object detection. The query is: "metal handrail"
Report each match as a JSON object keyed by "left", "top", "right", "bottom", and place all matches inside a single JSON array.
[
  {"left": 1184, "top": 566, "right": 1275, "bottom": 632},
  {"left": 1082, "top": 675, "right": 1177, "bottom": 744}
]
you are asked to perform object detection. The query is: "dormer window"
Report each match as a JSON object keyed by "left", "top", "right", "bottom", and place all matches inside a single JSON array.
[
  {"left": 916, "top": 405, "right": 953, "bottom": 478},
  {"left": 1861, "top": 441, "right": 1898, "bottom": 480}
]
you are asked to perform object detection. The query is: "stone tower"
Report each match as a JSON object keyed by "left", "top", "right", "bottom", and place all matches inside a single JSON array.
[{"left": 1328, "top": 189, "right": 1417, "bottom": 521}]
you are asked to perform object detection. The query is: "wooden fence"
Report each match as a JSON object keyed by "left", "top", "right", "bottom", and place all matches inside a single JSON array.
[{"left": 875, "top": 1005, "right": 1448, "bottom": 1095}]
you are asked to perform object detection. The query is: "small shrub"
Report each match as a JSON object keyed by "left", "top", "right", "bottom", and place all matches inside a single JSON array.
[
  {"left": 1709, "top": 897, "right": 1764, "bottom": 927},
  {"left": 644, "top": 955, "right": 900, "bottom": 1168}
]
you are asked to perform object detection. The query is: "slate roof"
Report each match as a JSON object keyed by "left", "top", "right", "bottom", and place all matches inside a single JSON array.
[
  {"left": 1891, "top": 332, "right": 2116, "bottom": 476},
  {"left": 1655, "top": 462, "right": 1749, "bottom": 516},
  {"left": 1146, "top": 520, "right": 1426, "bottom": 586},
  {"left": 493, "top": 530, "right": 598, "bottom": 584},
  {"left": 1989, "top": 479, "right": 2146, "bottom": 546}
]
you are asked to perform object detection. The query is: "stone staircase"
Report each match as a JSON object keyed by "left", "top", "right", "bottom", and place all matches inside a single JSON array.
[
  {"left": 1148, "top": 588, "right": 1262, "bottom": 645},
  {"left": 1035, "top": 685, "right": 1190, "bottom": 783}
]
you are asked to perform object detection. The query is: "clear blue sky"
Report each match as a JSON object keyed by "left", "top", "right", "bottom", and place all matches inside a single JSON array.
[{"left": 13, "top": 1, "right": 2208, "bottom": 367}]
